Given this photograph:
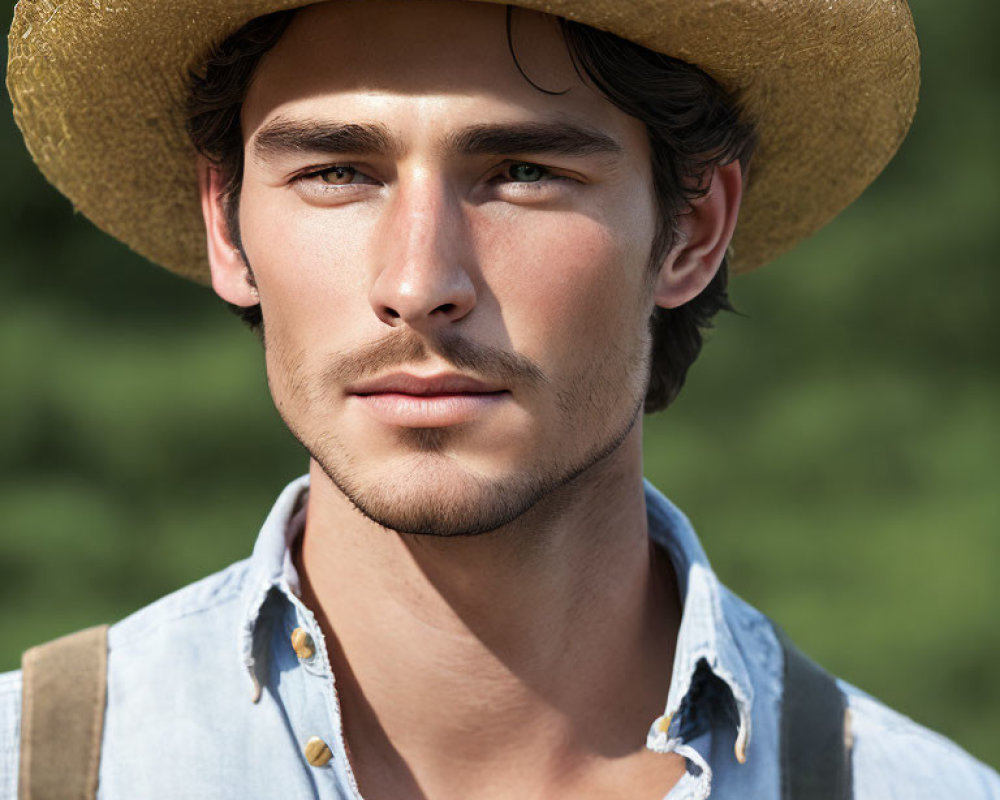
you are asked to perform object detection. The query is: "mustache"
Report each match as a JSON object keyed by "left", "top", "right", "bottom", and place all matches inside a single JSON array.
[{"left": 323, "top": 329, "right": 547, "bottom": 389}]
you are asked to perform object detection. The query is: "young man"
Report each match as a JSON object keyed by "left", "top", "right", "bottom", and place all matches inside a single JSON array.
[{"left": 2, "top": 0, "right": 996, "bottom": 798}]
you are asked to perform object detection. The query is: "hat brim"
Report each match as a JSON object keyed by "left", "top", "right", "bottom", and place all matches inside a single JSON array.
[{"left": 6, "top": 0, "right": 919, "bottom": 281}]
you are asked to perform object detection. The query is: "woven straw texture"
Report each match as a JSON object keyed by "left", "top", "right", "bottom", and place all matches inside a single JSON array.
[{"left": 7, "top": 0, "right": 919, "bottom": 282}]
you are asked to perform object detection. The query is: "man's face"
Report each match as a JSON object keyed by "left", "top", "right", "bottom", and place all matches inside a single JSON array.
[{"left": 232, "top": 0, "right": 661, "bottom": 535}]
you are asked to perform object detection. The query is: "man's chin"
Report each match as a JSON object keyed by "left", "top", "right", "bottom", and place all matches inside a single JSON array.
[
  {"left": 302, "top": 391, "right": 643, "bottom": 537},
  {"left": 318, "top": 458, "right": 554, "bottom": 537}
]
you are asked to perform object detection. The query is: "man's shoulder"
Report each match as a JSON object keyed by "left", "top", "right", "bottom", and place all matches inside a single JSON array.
[
  {"left": 0, "top": 558, "right": 255, "bottom": 798},
  {"left": 0, "top": 558, "right": 252, "bottom": 728},
  {"left": 103, "top": 556, "right": 256, "bottom": 715},
  {"left": 717, "top": 584, "right": 999, "bottom": 798},
  {"left": 841, "top": 681, "right": 1000, "bottom": 799}
]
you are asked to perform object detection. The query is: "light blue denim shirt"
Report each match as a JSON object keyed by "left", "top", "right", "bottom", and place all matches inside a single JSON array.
[{"left": 1, "top": 475, "right": 997, "bottom": 798}]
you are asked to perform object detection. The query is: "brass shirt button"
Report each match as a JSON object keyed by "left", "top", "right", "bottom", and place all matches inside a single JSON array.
[
  {"left": 304, "top": 735, "right": 333, "bottom": 767},
  {"left": 290, "top": 627, "right": 316, "bottom": 660}
]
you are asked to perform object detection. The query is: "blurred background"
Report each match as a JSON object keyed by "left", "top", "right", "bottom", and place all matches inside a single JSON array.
[{"left": 2, "top": 0, "right": 997, "bottom": 767}]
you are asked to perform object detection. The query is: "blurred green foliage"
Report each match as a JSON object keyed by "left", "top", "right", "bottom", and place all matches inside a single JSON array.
[{"left": 2, "top": 0, "right": 997, "bottom": 768}]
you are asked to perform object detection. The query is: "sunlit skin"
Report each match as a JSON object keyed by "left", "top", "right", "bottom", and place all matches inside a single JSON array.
[{"left": 200, "top": 1, "right": 741, "bottom": 798}]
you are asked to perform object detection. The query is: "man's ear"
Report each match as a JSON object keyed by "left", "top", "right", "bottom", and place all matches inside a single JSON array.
[
  {"left": 198, "top": 157, "right": 258, "bottom": 307},
  {"left": 652, "top": 160, "right": 743, "bottom": 309}
]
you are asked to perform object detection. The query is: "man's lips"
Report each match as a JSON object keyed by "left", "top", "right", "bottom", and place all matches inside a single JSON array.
[
  {"left": 347, "top": 372, "right": 509, "bottom": 427},
  {"left": 347, "top": 372, "right": 506, "bottom": 397}
]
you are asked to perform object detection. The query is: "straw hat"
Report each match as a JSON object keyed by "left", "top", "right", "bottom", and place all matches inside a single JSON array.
[{"left": 6, "top": 0, "right": 919, "bottom": 281}]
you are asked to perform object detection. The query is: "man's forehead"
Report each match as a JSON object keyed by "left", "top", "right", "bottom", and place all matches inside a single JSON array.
[{"left": 243, "top": 0, "right": 600, "bottom": 134}]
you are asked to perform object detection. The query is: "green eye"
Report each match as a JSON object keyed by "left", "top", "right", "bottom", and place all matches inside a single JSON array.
[
  {"left": 507, "top": 163, "right": 546, "bottom": 182},
  {"left": 319, "top": 166, "right": 355, "bottom": 185}
]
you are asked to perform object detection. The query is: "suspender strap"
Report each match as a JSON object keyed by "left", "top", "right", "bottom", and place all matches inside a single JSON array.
[
  {"left": 773, "top": 623, "right": 853, "bottom": 800},
  {"left": 19, "top": 625, "right": 109, "bottom": 800}
]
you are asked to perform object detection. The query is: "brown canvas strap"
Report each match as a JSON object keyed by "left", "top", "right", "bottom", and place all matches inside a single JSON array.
[
  {"left": 772, "top": 622, "right": 854, "bottom": 800},
  {"left": 19, "top": 625, "right": 109, "bottom": 800}
]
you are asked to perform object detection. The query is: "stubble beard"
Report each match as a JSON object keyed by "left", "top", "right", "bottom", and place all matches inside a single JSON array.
[
  {"left": 270, "top": 325, "right": 651, "bottom": 538},
  {"left": 307, "top": 390, "right": 645, "bottom": 538}
]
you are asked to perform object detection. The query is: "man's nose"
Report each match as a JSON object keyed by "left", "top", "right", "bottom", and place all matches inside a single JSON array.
[{"left": 368, "top": 176, "right": 477, "bottom": 331}]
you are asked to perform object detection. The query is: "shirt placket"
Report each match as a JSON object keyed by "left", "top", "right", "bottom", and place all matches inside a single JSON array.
[{"left": 269, "top": 588, "right": 366, "bottom": 800}]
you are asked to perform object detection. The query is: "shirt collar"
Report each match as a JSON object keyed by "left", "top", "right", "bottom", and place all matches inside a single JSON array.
[
  {"left": 239, "top": 474, "right": 311, "bottom": 702},
  {"left": 237, "top": 475, "right": 753, "bottom": 759},
  {"left": 643, "top": 479, "right": 754, "bottom": 764}
]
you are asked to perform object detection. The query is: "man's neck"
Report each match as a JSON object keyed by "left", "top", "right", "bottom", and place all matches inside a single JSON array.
[{"left": 296, "top": 426, "right": 684, "bottom": 800}]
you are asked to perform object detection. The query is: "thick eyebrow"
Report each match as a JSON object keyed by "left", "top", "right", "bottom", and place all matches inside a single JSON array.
[
  {"left": 252, "top": 119, "right": 398, "bottom": 160},
  {"left": 251, "top": 118, "right": 623, "bottom": 163},
  {"left": 445, "top": 121, "right": 624, "bottom": 158}
]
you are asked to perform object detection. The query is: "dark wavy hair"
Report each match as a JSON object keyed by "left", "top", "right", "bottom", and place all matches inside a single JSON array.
[{"left": 186, "top": 7, "right": 756, "bottom": 412}]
